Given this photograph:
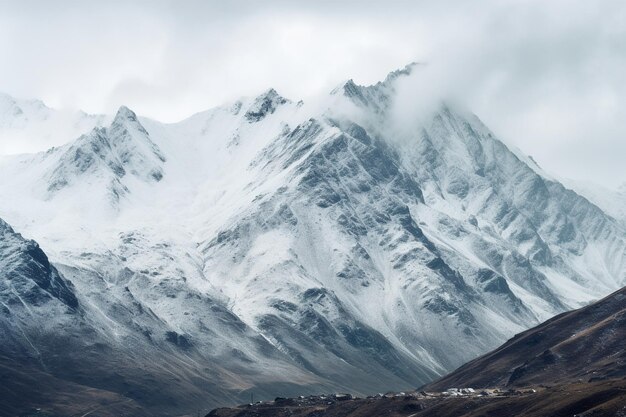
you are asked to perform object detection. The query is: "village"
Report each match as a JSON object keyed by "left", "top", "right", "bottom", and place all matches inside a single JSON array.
[
  {"left": 207, "top": 387, "right": 542, "bottom": 416},
  {"left": 262, "top": 386, "right": 538, "bottom": 405}
]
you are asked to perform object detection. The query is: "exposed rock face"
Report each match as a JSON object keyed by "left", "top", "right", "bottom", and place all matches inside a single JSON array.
[
  {"left": 0, "top": 218, "right": 78, "bottom": 309},
  {"left": 245, "top": 89, "right": 289, "bottom": 122}
]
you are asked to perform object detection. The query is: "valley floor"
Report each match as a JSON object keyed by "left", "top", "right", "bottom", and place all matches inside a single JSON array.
[{"left": 207, "top": 380, "right": 626, "bottom": 417}]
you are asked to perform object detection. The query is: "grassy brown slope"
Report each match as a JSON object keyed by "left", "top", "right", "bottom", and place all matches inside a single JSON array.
[
  {"left": 424, "top": 286, "right": 626, "bottom": 390},
  {"left": 0, "top": 355, "right": 148, "bottom": 417}
]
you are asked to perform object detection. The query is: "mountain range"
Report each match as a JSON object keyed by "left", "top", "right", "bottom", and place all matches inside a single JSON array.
[{"left": 0, "top": 64, "right": 624, "bottom": 416}]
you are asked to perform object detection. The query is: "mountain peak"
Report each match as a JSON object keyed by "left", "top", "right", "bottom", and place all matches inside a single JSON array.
[
  {"left": 261, "top": 88, "right": 279, "bottom": 98},
  {"left": 244, "top": 88, "right": 289, "bottom": 122},
  {"left": 329, "top": 63, "right": 419, "bottom": 114},
  {"left": 383, "top": 62, "right": 419, "bottom": 83},
  {"left": 0, "top": 217, "right": 14, "bottom": 234},
  {"left": 109, "top": 105, "right": 151, "bottom": 139},
  {"left": 341, "top": 79, "right": 360, "bottom": 94},
  {"left": 332, "top": 62, "right": 419, "bottom": 99},
  {"left": 105, "top": 105, "right": 165, "bottom": 175},
  {"left": 113, "top": 105, "right": 139, "bottom": 124},
  {"left": 45, "top": 103, "right": 164, "bottom": 196}
]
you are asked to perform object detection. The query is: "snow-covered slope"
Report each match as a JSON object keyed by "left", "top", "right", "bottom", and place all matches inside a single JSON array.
[
  {"left": 563, "top": 180, "right": 626, "bottom": 226},
  {"left": 0, "top": 66, "right": 624, "bottom": 415},
  {"left": 0, "top": 216, "right": 338, "bottom": 416}
]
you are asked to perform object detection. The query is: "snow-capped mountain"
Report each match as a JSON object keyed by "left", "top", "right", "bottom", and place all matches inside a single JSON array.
[
  {"left": 47, "top": 106, "right": 165, "bottom": 200},
  {"left": 0, "top": 65, "right": 625, "bottom": 416}
]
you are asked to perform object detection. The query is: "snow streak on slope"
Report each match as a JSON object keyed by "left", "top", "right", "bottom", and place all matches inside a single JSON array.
[{"left": 0, "top": 66, "right": 624, "bottom": 415}]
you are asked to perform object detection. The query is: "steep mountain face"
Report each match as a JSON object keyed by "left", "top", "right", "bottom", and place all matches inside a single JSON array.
[
  {"left": 0, "top": 216, "right": 337, "bottom": 417},
  {"left": 425, "top": 285, "right": 626, "bottom": 390},
  {"left": 198, "top": 66, "right": 624, "bottom": 380},
  {"left": 0, "top": 218, "right": 78, "bottom": 310},
  {"left": 0, "top": 65, "right": 625, "bottom": 416},
  {"left": 0, "top": 223, "right": 146, "bottom": 417}
]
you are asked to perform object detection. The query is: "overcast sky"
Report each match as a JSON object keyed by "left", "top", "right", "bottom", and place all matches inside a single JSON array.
[{"left": 0, "top": 0, "right": 624, "bottom": 188}]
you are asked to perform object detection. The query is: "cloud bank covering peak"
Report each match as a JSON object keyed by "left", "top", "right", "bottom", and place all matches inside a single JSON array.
[{"left": 0, "top": 0, "right": 624, "bottom": 187}]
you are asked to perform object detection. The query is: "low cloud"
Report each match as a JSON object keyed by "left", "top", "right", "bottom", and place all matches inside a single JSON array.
[{"left": 0, "top": 0, "right": 624, "bottom": 186}]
